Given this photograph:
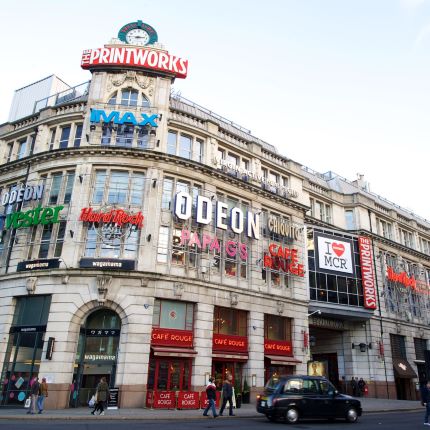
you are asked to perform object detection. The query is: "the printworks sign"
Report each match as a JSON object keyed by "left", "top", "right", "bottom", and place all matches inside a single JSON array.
[
  {"left": 358, "top": 236, "right": 377, "bottom": 310},
  {"left": 90, "top": 109, "right": 159, "bottom": 128},
  {"left": 314, "top": 232, "right": 355, "bottom": 276}
]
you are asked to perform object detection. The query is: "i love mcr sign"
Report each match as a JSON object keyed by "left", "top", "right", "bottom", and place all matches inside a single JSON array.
[{"left": 314, "top": 232, "right": 355, "bottom": 276}]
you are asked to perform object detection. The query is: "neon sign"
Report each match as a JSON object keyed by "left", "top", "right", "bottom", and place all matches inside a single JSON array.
[
  {"left": 90, "top": 109, "right": 158, "bottom": 127},
  {"left": 4, "top": 205, "right": 64, "bottom": 230}
]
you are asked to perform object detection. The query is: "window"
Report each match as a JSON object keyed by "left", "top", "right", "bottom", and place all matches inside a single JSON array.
[
  {"left": 108, "top": 89, "right": 150, "bottom": 108},
  {"left": 161, "top": 177, "right": 201, "bottom": 212},
  {"left": 399, "top": 228, "right": 414, "bottom": 249},
  {"left": 152, "top": 299, "right": 194, "bottom": 330},
  {"left": 345, "top": 210, "right": 355, "bottom": 230},
  {"left": 115, "top": 126, "right": 134, "bottom": 147},
  {"left": 390, "top": 334, "right": 406, "bottom": 359},
  {"left": 17, "top": 139, "right": 27, "bottom": 159},
  {"left": 414, "top": 338, "right": 427, "bottom": 361},
  {"left": 310, "top": 198, "right": 331, "bottom": 224},
  {"left": 59, "top": 126, "right": 71, "bottom": 149},
  {"left": 47, "top": 171, "right": 75, "bottom": 205},
  {"left": 74, "top": 124, "right": 83, "bottom": 147},
  {"left": 91, "top": 170, "right": 146, "bottom": 206},
  {"left": 167, "top": 130, "right": 204, "bottom": 162},
  {"left": 213, "top": 306, "right": 247, "bottom": 336},
  {"left": 265, "top": 314, "right": 292, "bottom": 341},
  {"left": 6, "top": 143, "right": 13, "bottom": 163},
  {"left": 49, "top": 128, "right": 56, "bottom": 150},
  {"left": 377, "top": 219, "right": 393, "bottom": 240},
  {"left": 419, "top": 237, "right": 430, "bottom": 255}
]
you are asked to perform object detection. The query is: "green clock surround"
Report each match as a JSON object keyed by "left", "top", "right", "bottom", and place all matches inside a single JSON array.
[{"left": 118, "top": 20, "right": 158, "bottom": 46}]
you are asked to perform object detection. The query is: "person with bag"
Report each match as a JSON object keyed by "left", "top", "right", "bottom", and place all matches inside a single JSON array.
[
  {"left": 26, "top": 376, "right": 40, "bottom": 415},
  {"left": 202, "top": 377, "right": 218, "bottom": 418},
  {"left": 37, "top": 377, "right": 48, "bottom": 414},
  {"left": 91, "top": 377, "right": 110, "bottom": 416},
  {"left": 358, "top": 378, "right": 366, "bottom": 397},
  {"left": 219, "top": 374, "right": 234, "bottom": 416}
]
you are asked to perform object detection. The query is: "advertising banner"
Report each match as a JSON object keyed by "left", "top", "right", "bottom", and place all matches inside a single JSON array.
[
  {"left": 358, "top": 236, "right": 377, "bottom": 309},
  {"left": 177, "top": 391, "right": 200, "bottom": 409},
  {"left": 314, "top": 232, "right": 355, "bottom": 276},
  {"left": 152, "top": 391, "right": 176, "bottom": 409}
]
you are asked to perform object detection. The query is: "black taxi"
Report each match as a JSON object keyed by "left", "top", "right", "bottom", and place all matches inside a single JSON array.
[{"left": 256, "top": 375, "right": 362, "bottom": 424}]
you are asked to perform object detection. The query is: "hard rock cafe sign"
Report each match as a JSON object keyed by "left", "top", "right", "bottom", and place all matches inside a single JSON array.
[{"left": 79, "top": 206, "right": 143, "bottom": 242}]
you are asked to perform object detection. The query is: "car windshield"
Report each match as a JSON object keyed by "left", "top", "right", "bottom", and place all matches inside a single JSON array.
[{"left": 265, "top": 375, "right": 282, "bottom": 392}]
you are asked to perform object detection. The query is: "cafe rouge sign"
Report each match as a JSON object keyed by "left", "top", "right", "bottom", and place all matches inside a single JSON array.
[
  {"left": 212, "top": 334, "right": 248, "bottom": 352},
  {"left": 151, "top": 327, "right": 193, "bottom": 347},
  {"left": 264, "top": 339, "right": 293, "bottom": 356}
]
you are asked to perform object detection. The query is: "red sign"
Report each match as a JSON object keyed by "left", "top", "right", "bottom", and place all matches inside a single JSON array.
[
  {"left": 177, "top": 391, "right": 200, "bottom": 409},
  {"left": 263, "top": 244, "right": 304, "bottom": 277},
  {"left": 212, "top": 334, "right": 248, "bottom": 352},
  {"left": 151, "top": 328, "right": 193, "bottom": 347},
  {"left": 79, "top": 207, "right": 144, "bottom": 228},
  {"left": 81, "top": 47, "right": 188, "bottom": 79},
  {"left": 387, "top": 266, "right": 417, "bottom": 290},
  {"left": 264, "top": 339, "right": 293, "bottom": 356},
  {"left": 358, "top": 236, "right": 377, "bottom": 310},
  {"left": 200, "top": 390, "right": 221, "bottom": 408},
  {"left": 152, "top": 391, "right": 176, "bottom": 408}
]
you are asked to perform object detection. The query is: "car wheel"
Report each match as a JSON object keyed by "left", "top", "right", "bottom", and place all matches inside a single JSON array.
[
  {"left": 345, "top": 407, "right": 358, "bottom": 423},
  {"left": 266, "top": 414, "right": 277, "bottom": 422},
  {"left": 285, "top": 408, "right": 299, "bottom": 424}
]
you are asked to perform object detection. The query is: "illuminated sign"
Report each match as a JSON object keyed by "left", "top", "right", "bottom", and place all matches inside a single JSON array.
[
  {"left": 263, "top": 244, "right": 304, "bottom": 277},
  {"left": 387, "top": 266, "right": 417, "bottom": 290},
  {"left": 215, "top": 157, "right": 299, "bottom": 198},
  {"left": 81, "top": 46, "right": 188, "bottom": 79},
  {"left": 4, "top": 205, "right": 64, "bottom": 230},
  {"left": 1, "top": 184, "right": 44, "bottom": 206},
  {"left": 179, "top": 229, "right": 247, "bottom": 260},
  {"left": 358, "top": 237, "right": 377, "bottom": 309},
  {"left": 90, "top": 109, "right": 158, "bottom": 127},
  {"left": 174, "top": 191, "right": 260, "bottom": 239},
  {"left": 264, "top": 339, "right": 293, "bottom": 356},
  {"left": 212, "top": 334, "right": 248, "bottom": 353},
  {"left": 267, "top": 216, "right": 303, "bottom": 242},
  {"left": 151, "top": 327, "right": 193, "bottom": 347},
  {"left": 79, "top": 207, "right": 143, "bottom": 228},
  {"left": 314, "top": 232, "right": 355, "bottom": 276}
]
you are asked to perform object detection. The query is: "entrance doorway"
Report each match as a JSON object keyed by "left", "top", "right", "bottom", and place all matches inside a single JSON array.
[
  {"left": 264, "top": 358, "right": 293, "bottom": 383},
  {"left": 212, "top": 361, "right": 243, "bottom": 391},
  {"left": 70, "top": 309, "right": 121, "bottom": 407},
  {"left": 312, "top": 353, "right": 340, "bottom": 389},
  {"left": 147, "top": 357, "right": 191, "bottom": 391}
]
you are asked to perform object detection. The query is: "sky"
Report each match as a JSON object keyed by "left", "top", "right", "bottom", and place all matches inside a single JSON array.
[{"left": 1, "top": 0, "right": 429, "bottom": 219}]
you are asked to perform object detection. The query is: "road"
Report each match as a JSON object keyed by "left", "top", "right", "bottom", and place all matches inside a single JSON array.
[{"left": 0, "top": 410, "right": 425, "bottom": 430}]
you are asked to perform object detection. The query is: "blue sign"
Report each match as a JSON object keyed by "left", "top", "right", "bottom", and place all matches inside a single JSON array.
[{"left": 90, "top": 109, "right": 158, "bottom": 127}]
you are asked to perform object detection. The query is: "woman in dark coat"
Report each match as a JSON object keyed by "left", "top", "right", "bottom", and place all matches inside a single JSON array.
[{"left": 91, "top": 377, "right": 110, "bottom": 416}]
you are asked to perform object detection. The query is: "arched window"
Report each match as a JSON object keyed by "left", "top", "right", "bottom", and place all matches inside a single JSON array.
[
  {"left": 85, "top": 309, "right": 121, "bottom": 330},
  {"left": 107, "top": 90, "right": 150, "bottom": 108}
]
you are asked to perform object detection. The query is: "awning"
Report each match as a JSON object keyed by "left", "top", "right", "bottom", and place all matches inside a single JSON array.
[
  {"left": 265, "top": 355, "right": 302, "bottom": 366},
  {"left": 151, "top": 346, "right": 197, "bottom": 358},
  {"left": 212, "top": 352, "right": 248, "bottom": 361},
  {"left": 393, "top": 358, "right": 417, "bottom": 379}
]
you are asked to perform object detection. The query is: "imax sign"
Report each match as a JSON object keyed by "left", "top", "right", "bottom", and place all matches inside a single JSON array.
[{"left": 90, "top": 109, "right": 159, "bottom": 127}]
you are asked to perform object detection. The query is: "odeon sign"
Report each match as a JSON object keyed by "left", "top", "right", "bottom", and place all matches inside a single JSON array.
[
  {"left": 90, "top": 109, "right": 159, "bottom": 127},
  {"left": 174, "top": 191, "right": 260, "bottom": 239}
]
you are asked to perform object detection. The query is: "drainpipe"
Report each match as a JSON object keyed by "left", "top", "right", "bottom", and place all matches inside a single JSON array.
[
  {"left": 4, "top": 127, "right": 38, "bottom": 274},
  {"left": 367, "top": 209, "right": 390, "bottom": 399}
]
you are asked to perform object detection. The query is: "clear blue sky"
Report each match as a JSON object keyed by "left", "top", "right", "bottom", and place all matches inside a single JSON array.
[{"left": 1, "top": 0, "right": 429, "bottom": 219}]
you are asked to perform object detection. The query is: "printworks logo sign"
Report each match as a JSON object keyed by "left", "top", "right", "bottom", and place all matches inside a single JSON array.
[{"left": 315, "top": 232, "right": 355, "bottom": 276}]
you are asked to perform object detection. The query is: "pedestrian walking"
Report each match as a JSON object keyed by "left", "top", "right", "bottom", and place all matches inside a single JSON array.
[
  {"left": 350, "top": 377, "right": 357, "bottom": 396},
  {"left": 37, "top": 377, "right": 48, "bottom": 414},
  {"left": 26, "top": 376, "right": 40, "bottom": 415},
  {"left": 358, "top": 378, "right": 366, "bottom": 397},
  {"left": 219, "top": 374, "right": 234, "bottom": 416},
  {"left": 91, "top": 377, "right": 110, "bottom": 416},
  {"left": 203, "top": 377, "right": 218, "bottom": 418},
  {"left": 421, "top": 380, "right": 430, "bottom": 425}
]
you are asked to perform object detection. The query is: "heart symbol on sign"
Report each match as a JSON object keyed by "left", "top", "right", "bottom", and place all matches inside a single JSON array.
[{"left": 332, "top": 243, "right": 345, "bottom": 257}]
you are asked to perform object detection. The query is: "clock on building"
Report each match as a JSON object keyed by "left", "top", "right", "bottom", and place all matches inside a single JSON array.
[{"left": 118, "top": 20, "right": 158, "bottom": 46}]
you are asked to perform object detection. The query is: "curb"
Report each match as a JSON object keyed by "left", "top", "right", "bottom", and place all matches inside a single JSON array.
[{"left": 0, "top": 408, "right": 424, "bottom": 421}]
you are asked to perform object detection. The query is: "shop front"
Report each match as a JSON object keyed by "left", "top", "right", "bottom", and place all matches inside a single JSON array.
[
  {"left": 70, "top": 308, "right": 121, "bottom": 407},
  {"left": 1, "top": 295, "right": 51, "bottom": 407},
  {"left": 212, "top": 306, "right": 248, "bottom": 393},
  {"left": 146, "top": 299, "right": 197, "bottom": 408}
]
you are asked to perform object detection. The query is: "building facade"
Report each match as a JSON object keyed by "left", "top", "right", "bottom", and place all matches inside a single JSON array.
[{"left": 0, "top": 21, "right": 429, "bottom": 409}]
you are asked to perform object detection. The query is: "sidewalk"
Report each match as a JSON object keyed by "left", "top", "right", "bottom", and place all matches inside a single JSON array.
[{"left": 0, "top": 397, "right": 423, "bottom": 420}]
